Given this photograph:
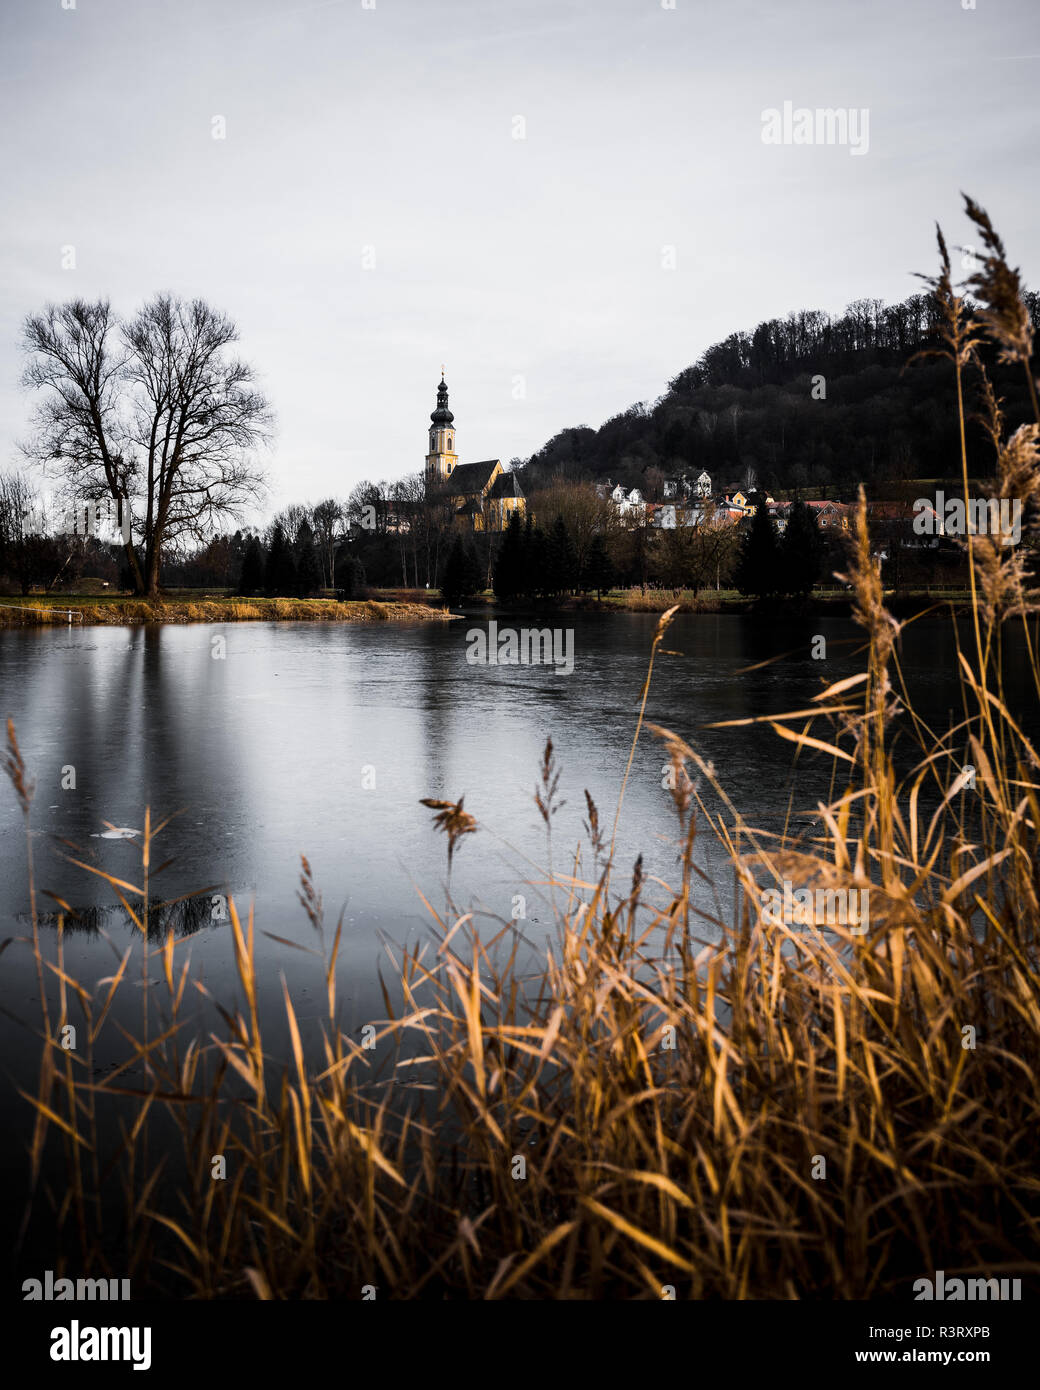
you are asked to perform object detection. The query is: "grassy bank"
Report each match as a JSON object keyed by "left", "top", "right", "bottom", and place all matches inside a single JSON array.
[{"left": 0, "top": 594, "right": 453, "bottom": 626}]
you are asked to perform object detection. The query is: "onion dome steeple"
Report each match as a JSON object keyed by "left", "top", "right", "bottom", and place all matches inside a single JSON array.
[
  {"left": 431, "top": 371, "right": 454, "bottom": 425},
  {"left": 426, "top": 366, "right": 458, "bottom": 481}
]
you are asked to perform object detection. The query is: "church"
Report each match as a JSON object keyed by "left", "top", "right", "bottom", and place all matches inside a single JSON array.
[{"left": 425, "top": 372, "right": 525, "bottom": 531}]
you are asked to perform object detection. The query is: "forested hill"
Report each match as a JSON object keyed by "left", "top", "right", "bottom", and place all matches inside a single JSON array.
[{"left": 518, "top": 291, "right": 1040, "bottom": 499}]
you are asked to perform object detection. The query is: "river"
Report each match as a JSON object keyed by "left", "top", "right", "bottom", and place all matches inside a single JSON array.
[{"left": 0, "top": 608, "right": 1033, "bottom": 1242}]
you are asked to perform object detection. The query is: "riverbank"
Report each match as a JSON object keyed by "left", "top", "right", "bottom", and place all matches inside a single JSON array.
[
  {"left": 0, "top": 587, "right": 979, "bottom": 626},
  {"left": 438, "top": 585, "right": 980, "bottom": 617},
  {"left": 589, "top": 587, "right": 979, "bottom": 616},
  {"left": 0, "top": 595, "right": 454, "bottom": 626}
]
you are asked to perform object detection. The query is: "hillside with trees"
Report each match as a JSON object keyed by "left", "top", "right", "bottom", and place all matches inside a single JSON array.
[{"left": 517, "top": 291, "right": 1040, "bottom": 500}]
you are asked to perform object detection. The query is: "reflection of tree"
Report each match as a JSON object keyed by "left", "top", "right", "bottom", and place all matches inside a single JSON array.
[{"left": 25, "top": 891, "right": 221, "bottom": 940}]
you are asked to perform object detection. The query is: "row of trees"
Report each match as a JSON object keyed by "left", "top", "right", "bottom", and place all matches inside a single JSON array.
[
  {"left": 485, "top": 496, "right": 834, "bottom": 606},
  {"left": 732, "top": 500, "right": 826, "bottom": 600},
  {"left": 237, "top": 524, "right": 365, "bottom": 598},
  {"left": 167, "top": 486, "right": 833, "bottom": 605},
  {"left": 478, "top": 495, "right": 831, "bottom": 606},
  {"left": 1, "top": 450, "right": 833, "bottom": 606},
  {"left": 490, "top": 512, "right": 616, "bottom": 602}
]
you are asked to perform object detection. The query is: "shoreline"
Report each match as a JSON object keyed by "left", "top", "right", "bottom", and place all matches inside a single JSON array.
[
  {"left": 453, "top": 590, "right": 984, "bottom": 619},
  {"left": 0, "top": 596, "right": 455, "bottom": 627},
  {"left": 0, "top": 588, "right": 983, "bottom": 628}
]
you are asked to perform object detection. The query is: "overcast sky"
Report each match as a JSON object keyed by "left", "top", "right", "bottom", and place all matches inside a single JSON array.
[{"left": 1, "top": 0, "right": 1038, "bottom": 518}]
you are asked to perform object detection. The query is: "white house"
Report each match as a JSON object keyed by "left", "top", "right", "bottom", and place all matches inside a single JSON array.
[{"left": 608, "top": 484, "right": 645, "bottom": 517}]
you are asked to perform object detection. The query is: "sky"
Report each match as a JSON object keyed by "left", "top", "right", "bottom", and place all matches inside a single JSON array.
[{"left": 1, "top": 0, "right": 1038, "bottom": 520}]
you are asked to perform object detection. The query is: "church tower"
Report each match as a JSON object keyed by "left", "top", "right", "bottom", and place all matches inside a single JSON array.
[{"left": 426, "top": 371, "right": 458, "bottom": 482}]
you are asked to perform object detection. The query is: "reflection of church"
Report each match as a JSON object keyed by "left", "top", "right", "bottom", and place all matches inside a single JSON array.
[{"left": 425, "top": 373, "right": 525, "bottom": 532}]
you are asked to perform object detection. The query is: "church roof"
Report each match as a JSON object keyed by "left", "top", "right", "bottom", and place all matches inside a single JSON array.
[
  {"left": 489, "top": 471, "right": 524, "bottom": 499},
  {"left": 448, "top": 459, "right": 500, "bottom": 494}
]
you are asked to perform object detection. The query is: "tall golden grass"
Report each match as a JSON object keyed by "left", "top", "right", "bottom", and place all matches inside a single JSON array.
[{"left": 5, "top": 198, "right": 1040, "bottom": 1298}]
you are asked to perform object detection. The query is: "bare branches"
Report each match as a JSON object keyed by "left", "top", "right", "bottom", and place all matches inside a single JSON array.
[{"left": 20, "top": 293, "right": 272, "bottom": 595}]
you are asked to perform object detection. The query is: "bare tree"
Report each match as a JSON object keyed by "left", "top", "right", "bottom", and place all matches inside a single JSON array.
[
  {"left": 0, "top": 471, "right": 38, "bottom": 593},
  {"left": 644, "top": 465, "right": 666, "bottom": 502},
  {"left": 389, "top": 473, "right": 426, "bottom": 586},
  {"left": 0, "top": 470, "right": 73, "bottom": 594},
  {"left": 271, "top": 503, "right": 309, "bottom": 548},
  {"left": 528, "top": 478, "right": 620, "bottom": 574},
  {"left": 22, "top": 295, "right": 272, "bottom": 597},
  {"left": 346, "top": 479, "right": 390, "bottom": 535},
  {"left": 311, "top": 497, "right": 344, "bottom": 588}
]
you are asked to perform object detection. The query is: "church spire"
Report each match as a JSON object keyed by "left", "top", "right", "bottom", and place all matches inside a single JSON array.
[
  {"left": 431, "top": 371, "right": 454, "bottom": 425},
  {"left": 426, "top": 367, "right": 457, "bottom": 480}
]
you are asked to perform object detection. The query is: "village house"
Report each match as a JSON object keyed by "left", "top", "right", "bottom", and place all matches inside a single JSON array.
[
  {"left": 805, "top": 500, "right": 851, "bottom": 531},
  {"left": 867, "top": 499, "right": 944, "bottom": 548},
  {"left": 662, "top": 469, "right": 711, "bottom": 501}
]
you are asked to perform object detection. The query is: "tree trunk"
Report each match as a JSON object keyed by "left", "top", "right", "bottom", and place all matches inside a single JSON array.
[
  {"left": 145, "top": 545, "right": 162, "bottom": 599},
  {"left": 125, "top": 540, "right": 147, "bottom": 596}
]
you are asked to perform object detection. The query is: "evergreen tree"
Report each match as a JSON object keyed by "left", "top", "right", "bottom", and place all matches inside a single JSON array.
[
  {"left": 780, "top": 500, "right": 824, "bottom": 598},
  {"left": 264, "top": 524, "right": 295, "bottom": 595},
  {"left": 463, "top": 538, "right": 484, "bottom": 598},
  {"left": 238, "top": 536, "right": 264, "bottom": 595},
  {"left": 295, "top": 519, "right": 322, "bottom": 595},
  {"left": 441, "top": 533, "right": 482, "bottom": 605},
  {"left": 334, "top": 545, "right": 366, "bottom": 598},
  {"left": 733, "top": 503, "right": 779, "bottom": 600},
  {"left": 527, "top": 525, "right": 549, "bottom": 599},
  {"left": 493, "top": 509, "right": 524, "bottom": 601},
  {"left": 582, "top": 533, "right": 615, "bottom": 598},
  {"left": 519, "top": 514, "right": 536, "bottom": 598},
  {"left": 546, "top": 515, "right": 579, "bottom": 596}
]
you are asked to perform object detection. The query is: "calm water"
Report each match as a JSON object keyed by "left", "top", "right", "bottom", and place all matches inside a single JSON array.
[{"left": 0, "top": 609, "right": 1034, "bottom": 1241}]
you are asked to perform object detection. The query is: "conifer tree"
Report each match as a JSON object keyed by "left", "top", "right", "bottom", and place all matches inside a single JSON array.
[
  {"left": 334, "top": 546, "right": 366, "bottom": 598},
  {"left": 780, "top": 499, "right": 824, "bottom": 598},
  {"left": 493, "top": 509, "right": 524, "bottom": 601},
  {"left": 264, "top": 524, "right": 294, "bottom": 595},
  {"left": 520, "top": 514, "right": 536, "bottom": 598},
  {"left": 733, "top": 503, "right": 779, "bottom": 600},
  {"left": 582, "top": 533, "right": 615, "bottom": 598},
  {"left": 463, "top": 538, "right": 484, "bottom": 598},
  {"left": 527, "top": 525, "right": 549, "bottom": 599},
  {"left": 441, "top": 533, "right": 482, "bottom": 605},
  {"left": 546, "top": 515, "right": 579, "bottom": 595},
  {"left": 238, "top": 536, "right": 264, "bottom": 595},
  {"left": 295, "top": 519, "right": 322, "bottom": 595}
]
